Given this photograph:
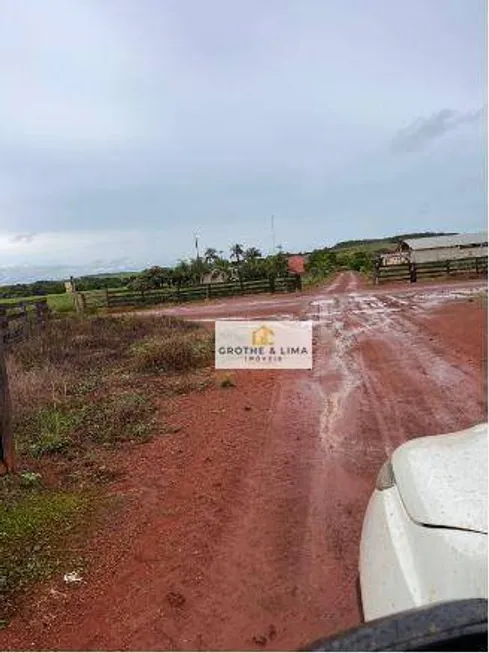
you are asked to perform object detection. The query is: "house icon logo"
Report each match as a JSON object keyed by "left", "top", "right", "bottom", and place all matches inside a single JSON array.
[{"left": 252, "top": 325, "right": 275, "bottom": 347}]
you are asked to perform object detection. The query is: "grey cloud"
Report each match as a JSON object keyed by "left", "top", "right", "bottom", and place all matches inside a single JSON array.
[
  {"left": 0, "top": 0, "right": 486, "bottom": 278},
  {"left": 90, "top": 257, "right": 132, "bottom": 269},
  {"left": 9, "top": 232, "right": 37, "bottom": 243},
  {"left": 391, "top": 108, "right": 484, "bottom": 153}
]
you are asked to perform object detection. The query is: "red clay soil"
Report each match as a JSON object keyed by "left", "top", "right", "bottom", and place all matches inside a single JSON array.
[{"left": 1, "top": 273, "right": 487, "bottom": 652}]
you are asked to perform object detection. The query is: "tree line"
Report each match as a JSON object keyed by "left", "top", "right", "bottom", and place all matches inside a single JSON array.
[
  {"left": 0, "top": 245, "right": 291, "bottom": 298},
  {"left": 304, "top": 248, "right": 372, "bottom": 278},
  {"left": 129, "top": 244, "right": 290, "bottom": 291},
  {"left": 1, "top": 231, "right": 452, "bottom": 299},
  {"left": 0, "top": 274, "right": 134, "bottom": 299}
]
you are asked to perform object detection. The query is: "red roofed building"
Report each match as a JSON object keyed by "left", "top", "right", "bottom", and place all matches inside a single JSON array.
[{"left": 287, "top": 255, "right": 306, "bottom": 275}]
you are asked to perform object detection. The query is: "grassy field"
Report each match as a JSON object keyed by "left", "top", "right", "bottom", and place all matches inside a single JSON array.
[
  {"left": 0, "top": 290, "right": 115, "bottom": 314},
  {"left": 0, "top": 293, "right": 74, "bottom": 313}
]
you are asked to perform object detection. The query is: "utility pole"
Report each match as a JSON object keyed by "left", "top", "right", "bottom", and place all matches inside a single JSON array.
[{"left": 194, "top": 233, "right": 200, "bottom": 261}]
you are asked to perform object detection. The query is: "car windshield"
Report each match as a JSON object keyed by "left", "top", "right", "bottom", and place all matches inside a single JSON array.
[{"left": 0, "top": 1, "right": 486, "bottom": 651}]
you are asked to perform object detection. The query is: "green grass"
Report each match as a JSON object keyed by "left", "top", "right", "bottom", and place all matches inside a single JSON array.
[
  {"left": 0, "top": 288, "right": 122, "bottom": 315},
  {"left": 0, "top": 485, "right": 91, "bottom": 619},
  {"left": 17, "top": 394, "right": 157, "bottom": 457},
  {"left": 27, "top": 407, "right": 76, "bottom": 458},
  {"left": 0, "top": 292, "right": 74, "bottom": 312}
]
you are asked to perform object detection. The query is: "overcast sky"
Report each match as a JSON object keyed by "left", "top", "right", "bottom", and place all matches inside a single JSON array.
[{"left": 0, "top": 0, "right": 486, "bottom": 280}]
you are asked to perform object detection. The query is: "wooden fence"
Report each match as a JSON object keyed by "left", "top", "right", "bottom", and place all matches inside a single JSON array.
[
  {"left": 373, "top": 256, "right": 487, "bottom": 285},
  {"left": 76, "top": 276, "right": 302, "bottom": 311},
  {"left": 0, "top": 298, "right": 50, "bottom": 346}
]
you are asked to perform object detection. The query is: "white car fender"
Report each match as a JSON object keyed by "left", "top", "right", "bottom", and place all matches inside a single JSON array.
[{"left": 360, "top": 484, "right": 488, "bottom": 621}]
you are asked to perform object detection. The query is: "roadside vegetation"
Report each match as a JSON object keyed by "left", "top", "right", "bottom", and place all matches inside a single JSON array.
[
  {"left": 1, "top": 313, "right": 214, "bottom": 621},
  {"left": 304, "top": 248, "right": 373, "bottom": 286}
]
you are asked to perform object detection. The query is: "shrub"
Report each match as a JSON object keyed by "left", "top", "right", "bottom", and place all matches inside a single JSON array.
[
  {"left": 12, "top": 315, "right": 199, "bottom": 372},
  {"left": 131, "top": 332, "right": 214, "bottom": 373},
  {"left": 220, "top": 374, "right": 236, "bottom": 388}
]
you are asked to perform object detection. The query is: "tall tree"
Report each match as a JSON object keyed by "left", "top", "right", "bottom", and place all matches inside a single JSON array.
[
  {"left": 266, "top": 251, "right": 288, "bottom": 278},
  {"left": 230, "top": 243, "right": 245, "bottom": 288},
  {"left": 244, "top": 247, "right": 262, "bottom": 261},
  {"left": 172, "top": 260, "right": 192, "bottom": 288},
  {"left": 188, "top": 258, "right": 210, "bottom": 285},
  {"left": 230, "top": 243, "right": 245, "bottom": 263},
  {"left": 204, "top": 248, "right": 219, "bottom": 265}
]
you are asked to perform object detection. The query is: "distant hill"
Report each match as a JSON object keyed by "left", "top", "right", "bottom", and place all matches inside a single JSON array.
[
  {"left": 331, "top": 232, "right": 457, "bottom": 251},
  {"left": 80, "top": 271, "right": 139, "bottom": 280}
]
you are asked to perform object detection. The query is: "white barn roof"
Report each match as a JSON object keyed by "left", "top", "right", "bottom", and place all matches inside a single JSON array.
[{"left": 402, "top": 232, "right": 488, "bottom": 251}]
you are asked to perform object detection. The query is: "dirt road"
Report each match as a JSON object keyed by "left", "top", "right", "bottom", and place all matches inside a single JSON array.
[{"left": 2, "top": 272, "right": 487, "bottom": 651}]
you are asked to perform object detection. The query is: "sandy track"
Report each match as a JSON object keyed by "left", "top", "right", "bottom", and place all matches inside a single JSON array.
[{"left": 1, "top": 273, "right": 486, "bottom": 651}]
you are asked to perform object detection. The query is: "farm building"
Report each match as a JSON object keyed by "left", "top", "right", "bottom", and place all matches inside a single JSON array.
[
  {"left": 201, "top": 268, "right": 239, "bottom": 284},
  {"left": 380, "top": 252, "right": 409, "bottom": 266},
  {"left": 397, "top": 232, "right": 487, "bottom": 264}
]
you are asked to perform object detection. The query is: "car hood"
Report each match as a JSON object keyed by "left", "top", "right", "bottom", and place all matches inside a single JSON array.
[{"left": 392, "top": 423, "right": 488, "bottom": 534}]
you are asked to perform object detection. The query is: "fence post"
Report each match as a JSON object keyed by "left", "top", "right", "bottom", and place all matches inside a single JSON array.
[
  {"left": 0, "top": 306, "right": 7, "bottom": 345},
  {"left": 475, "top": 258, "right": 480, "bottom": 275},
  {"left": 74, "top": 292, "right": 83, "bottom": 315},
  {"left": 206, "top": 284, "right": 211, "bottom": 300},
  {"left": 20, "top": 302, "right": 30, "bottom": 341},
  {"left": 409, "top": 262, "right": 417, "bottom": 283},
  {"left": 104, "top": 288, "right": 110, "bottom": 308},
  {"left": 269, "top": 276, "right": 276, "bottom": 293},
  {"left": 0, "top": 335, "right": 14, "bottom": 474},
  {"left": 373, "top": 260, "right": 380, "bottom": 285},
  {"left": 445, "top": 260, "right": 450, "bottom": 278},
  {"left": 35, "top": 301, "right": 48, "bottom": 335}
]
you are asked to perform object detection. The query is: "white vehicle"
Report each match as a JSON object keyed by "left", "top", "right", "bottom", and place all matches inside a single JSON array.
[{"left": 359, "top": 423, "right": 488, "bottom": 622}]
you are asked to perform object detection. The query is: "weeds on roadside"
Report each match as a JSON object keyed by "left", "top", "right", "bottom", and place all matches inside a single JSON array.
[
  {"left": 219, "top": 373, "right": 236, "bottom": 388},
  {"left": 3, "top": 312, "right": 213, "bottom": 618},
  {"left": 130, "top": 332, "right": 214, "bottom": 373},
  {"left": 77, "top": 394, "right": 156, "bottom": 445},
  {"left": 25, "top": 406, "right": 76, "bottom": 458}
]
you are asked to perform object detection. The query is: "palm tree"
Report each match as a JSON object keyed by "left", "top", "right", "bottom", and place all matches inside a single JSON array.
[
  {"left": 244, "top": 247, "right": 262, "bottom": 261},
  {"left": 204, "top": 248, "right": 219, "bottom": 265},
  {"left": 230, "top": 243, "right": 245, "bottom": 288},
  {"left": 230, "top": 243, "right": 244, "bottom": 263}
]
